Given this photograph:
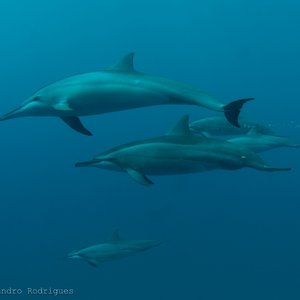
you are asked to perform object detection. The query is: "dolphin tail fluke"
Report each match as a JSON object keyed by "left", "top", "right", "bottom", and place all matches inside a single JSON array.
[
  {"left": 60, "top": 116, "right": 92, "bottom": 136},
  {"left": 223, "top": 98, "right": 254, "bottom": 128}
]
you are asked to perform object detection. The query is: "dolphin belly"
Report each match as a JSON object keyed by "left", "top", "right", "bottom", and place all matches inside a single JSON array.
[
  {"left": 137, "top": 158, "right": 218, "bottom": 175},
  {"left": 94, "top": 157, "right": 218, "bottom": 175},
  {"left": 110, "top": 144, "right": 230, "bottom": 175},
  {"left": 80, "top": 244, "right": 138, "bottom": 263},
  {"left": 66, "top": 84, "right": 170, "bottom": 116}
]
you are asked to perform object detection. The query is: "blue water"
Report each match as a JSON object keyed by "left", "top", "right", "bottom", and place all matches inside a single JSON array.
[{"left": 0, "top": 0, "right": 299, "bottom": 299}]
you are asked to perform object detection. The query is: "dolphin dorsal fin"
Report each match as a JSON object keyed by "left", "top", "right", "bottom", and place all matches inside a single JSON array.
[
  {"left": 108, "top": 53, "right": 136, "bottom": 73},
  {"left": 110, "top": 230, "right": 122, "bottom": 242},
  {"left": 167, "top": 115, "right": 192, "bottom": 136},
  {"left": 247, "top": 125, "right": 261, "bottom": 136}
]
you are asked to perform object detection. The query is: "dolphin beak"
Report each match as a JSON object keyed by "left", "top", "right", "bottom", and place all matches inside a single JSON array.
[
  {"left": 0, "top": 106, "right": 25, "bottom": 121},
  {"left": 262, "top": 165, "right": 292, "bottom": 172},
  {"left": 67, "top": 251, "right": 81, "bottom": 259},
  {"left": 0, "top": 101, "right": 43, "bottom": 121},
  {"left": 75, "top": 159, "right": 100, "bottom": 168},
  {"left": 153, "top": 241, "right": 163, "bottom": 248}
]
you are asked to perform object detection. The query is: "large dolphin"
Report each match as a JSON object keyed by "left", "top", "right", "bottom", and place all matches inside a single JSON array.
[
  {"left": 190, "top": 116, "right": 273, "bottom": 136},
  {"left": 0, "top": 53, "right": 253, "bottom": 135},
  {"left": 67, "top": 230, "right": 162, "bottom": 267},
  {"left": 75, "top": 115, "right": 291, "bottom": 185},
  {"left": 228, "top": 127, "right": 300, "bottom": 153}
]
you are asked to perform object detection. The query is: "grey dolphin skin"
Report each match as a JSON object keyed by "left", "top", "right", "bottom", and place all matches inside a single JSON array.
[
  {"left": 0, "top": 53, "right": 253, "bottom": 135},
  {"left": 75, "top": 115, "right": 291, "bottom": 185},
  {"left": 67, "top": 230, "right": 162, "bottom": 267},
  {"left": 228, "top": 127, "right": 300, "bottom": 153},
  {"left": 190, "top": 116, "right": 274, "bottom": 136}
]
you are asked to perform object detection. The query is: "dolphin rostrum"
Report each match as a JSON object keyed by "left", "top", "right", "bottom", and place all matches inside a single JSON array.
[
  {"left": 190, "top": 116, "right": 274, "bottom": 136},
  {"left": 67, "top": 230, "right": 162, "bottom": 267},
  {"left": 75, "top": 115, "right": 291, "bottom": 185},
  {"left": 0, "top": 53, "right": 253, "bottom": 135},
  {"left": 228, "top": 126, "right": 300, "bottom": 153}
]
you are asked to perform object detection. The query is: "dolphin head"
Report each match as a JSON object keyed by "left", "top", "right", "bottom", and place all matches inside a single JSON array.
[
  {"left": 75, "top": 155, "right": 121, "bottom": 172},
  {"left": 67, "top": 250, "right": 82, "bottom": 260},
  {"left": 237, "top": 146, "right": 291, "bottom": 172},
  {"left": 0, "top": 94, "right": 52, "bottom": 121}
]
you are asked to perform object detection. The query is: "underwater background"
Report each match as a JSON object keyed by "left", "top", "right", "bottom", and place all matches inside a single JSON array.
[{"left": 0, "top": 0, "right": 299, "bottom": 299}]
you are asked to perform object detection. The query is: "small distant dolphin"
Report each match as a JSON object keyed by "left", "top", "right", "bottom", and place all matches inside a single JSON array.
[
  {"left": 75, "top": 115, "right": 291, "bottom": 185},
  {"left": 67, "top": 230, "right": 162, "bottom": 267},
  {"left": 190, "top": 116, "right": 273, "bottom": 136},
  {"left": 228, "top": 127, "right": 300, "bottom": 153},
  {"left": 0, "top": 53, "right": 253, "bottom": 135}
]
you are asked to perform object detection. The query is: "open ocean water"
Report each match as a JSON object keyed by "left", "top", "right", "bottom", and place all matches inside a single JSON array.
[{"left": 0, "top": 0, "right": 299, "bottom": 299}]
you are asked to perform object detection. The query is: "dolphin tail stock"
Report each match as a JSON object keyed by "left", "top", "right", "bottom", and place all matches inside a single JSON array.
[
  {"left": 223, "top": 98, "right": 254, "bottom": 128},
  {"left": 60, "top": 116, "right": 93, "bottom": 136}
]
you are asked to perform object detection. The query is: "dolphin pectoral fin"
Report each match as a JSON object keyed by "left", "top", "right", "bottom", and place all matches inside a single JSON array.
[
  {"left": 126, "top": 168, "right": 154, "bottom": 186},
  {"left": 53, "top": 102, "right": 72, "bottom": 111},
  {"left": 60, "top": 117, "right": 93, "bottom": 136},
  {"left": 200, "top": 131, "right": 212, "bottom": 138},
  {"left": 223, "top": 98, "right": 254, "bottom": 128},
  {"left": 87, "top": 259, "right": 99, "bottom": 268}
]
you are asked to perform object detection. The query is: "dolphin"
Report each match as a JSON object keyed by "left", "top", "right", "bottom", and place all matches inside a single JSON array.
[
  {"left": 67, "top": 230, "right": 162, "bottom": 267},
  {"left": 228, "top": 126, "right": 300, "bottom": 153},
  {"left": 190, "top": 116, "right": 274, "bottom": 136},
  {"left": 0, "top": 53, "right": 253, "bottom": 135},
  {"left": 75, "top": 115, "right": 291, "bottom": 185}
]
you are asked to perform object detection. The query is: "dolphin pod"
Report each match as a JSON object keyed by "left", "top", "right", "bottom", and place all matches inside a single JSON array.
[
  {"left": 0, "top": 53, "right": 253, "bottom": 135},
  {"left": 0, "top": 53, "right": 293, "bottom": 269},
  {"left": 75, "top": 115, "right": 291, "bottom": 185},
  {"left": 67, "top": 230, "right": 162, "bottom": 267}
]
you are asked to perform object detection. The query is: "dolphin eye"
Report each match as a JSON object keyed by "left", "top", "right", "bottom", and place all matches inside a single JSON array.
[{"left": 32, "top": 96, "right": 39, "bottom": 101}]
